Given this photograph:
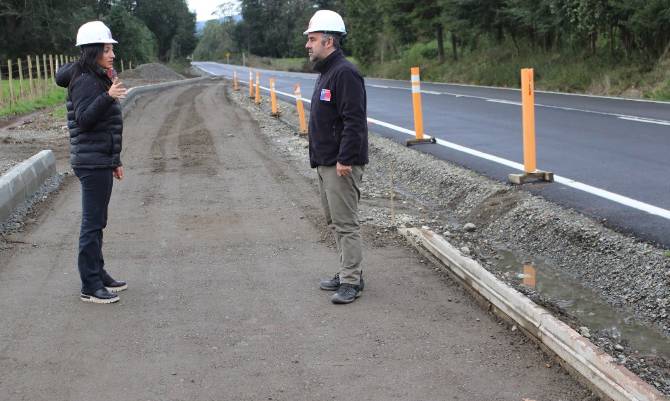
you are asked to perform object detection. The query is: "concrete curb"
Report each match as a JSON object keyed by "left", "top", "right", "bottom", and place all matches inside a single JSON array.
[
  {"left": 399, "top": 227, "right": 667, "bottom": 401},
  {"left": 0, "top": 150, "right": 57, "bottom": 223}
]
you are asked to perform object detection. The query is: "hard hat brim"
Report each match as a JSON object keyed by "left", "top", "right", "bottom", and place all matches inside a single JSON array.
[{"left": 76, "top": 38, "right": 118, "bottom": 46}]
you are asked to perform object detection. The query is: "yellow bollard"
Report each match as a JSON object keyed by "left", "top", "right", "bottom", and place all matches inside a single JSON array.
[
  {"left": 254, "top": 72, "right": 261, "bottom": 105},
  {"left": 233, "top": 71, "right": 240, "bottom": 91},
  {"left": 508, "top": 68, "right": 553, "bottom": 184},
  {"left": 248, "top": 70, "right": 254, "bottom": 99},
  {"left": 294, "top": 84, "right": 308, "bottom": 135},
  {"left": 406, "top": 67, "right": 435, "bottom": 146},
  {"left": 270, "top": 78, "right": 279, "bottom": 117}
]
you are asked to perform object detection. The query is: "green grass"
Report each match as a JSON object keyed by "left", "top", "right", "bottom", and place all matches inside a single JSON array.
[
  {"left": 665, "top": 251, "right": 670, "bottom": 258},
  {"left": 363, "top": 41, "right": 670, "bottom": 101},
  {"left": 0, "top": 80, "right": 67, "bottom": 117}
]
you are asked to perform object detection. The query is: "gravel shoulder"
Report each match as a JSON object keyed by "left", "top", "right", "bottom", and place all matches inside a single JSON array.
[
  {"left": 0, "top": 80, "right": 594, "bottom": 400},
  {"left": 226, "top": 82, "right": 670, "bottom": 394}
]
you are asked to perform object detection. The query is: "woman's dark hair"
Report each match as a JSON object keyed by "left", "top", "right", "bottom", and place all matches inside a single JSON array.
[
  {"left": 68, "top": 43, "right": 109, "bottom": 90},
  {"left": 77, "top": 43, "right": 105, "bottom": 74}
]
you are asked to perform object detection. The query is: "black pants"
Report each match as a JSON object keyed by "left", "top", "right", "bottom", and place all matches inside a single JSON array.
[{"left": 74, "top": 168, "right": 114, "bottom": 293}]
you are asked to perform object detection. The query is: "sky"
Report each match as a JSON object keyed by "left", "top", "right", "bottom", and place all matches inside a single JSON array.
[{"left": 187, "top": 0, "right": 238, "bottom": 21}]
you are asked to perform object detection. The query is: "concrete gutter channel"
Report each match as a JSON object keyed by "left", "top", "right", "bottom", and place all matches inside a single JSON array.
[
  {"left": 0, "top": 75, "right": 219, "bottom": 225},
  {"left": 1, "top": 69, "right": 665, "bottom": 400},
  {"left": 400, "top": 227, "right": 666, "bottom": 401}
]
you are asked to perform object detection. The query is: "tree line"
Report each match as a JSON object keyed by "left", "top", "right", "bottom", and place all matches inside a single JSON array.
[
  {"left": 0, "top": 0, "right": 197, "bottom": 64},
  {"left": 195, "top": 0, "right": 670, "bottom": 67}
]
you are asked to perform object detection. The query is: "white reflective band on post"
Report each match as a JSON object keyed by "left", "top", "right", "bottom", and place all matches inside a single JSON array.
[{"left": 411, "top": 75, "right": 421, "bottom": 93}]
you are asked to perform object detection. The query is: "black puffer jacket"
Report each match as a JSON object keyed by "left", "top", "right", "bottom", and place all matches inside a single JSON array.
[{"left": 56, "top": 63, "right": 122, "bottom": 168}]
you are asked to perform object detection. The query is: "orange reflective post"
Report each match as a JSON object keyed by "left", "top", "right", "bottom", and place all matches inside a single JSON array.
[
  {"left": 248, "top": 70, "right": 254, "bottom": 98},
  {"left": 233, "top": 71, "right": 240, "bottom": 91},
  {"left": 521, "top": 68, "right": 537, "bottom": 173},
  {"left": 294, "top": 84, "right": 308, "bottom": 135},
  {"left": 508, "top": 68, "right": 553, "bottom": 184},
  {"left": 254, "top": 72, "right": 261, "bottom": 105},
  {"left": 411, "top": 67, "right": 424, "bottom": 139},
  {"left": 406, "top": 67, "right": 435, "bottom": 146},
  {"left": 270, "top": 78, "right": 279, "bottom": 117}
]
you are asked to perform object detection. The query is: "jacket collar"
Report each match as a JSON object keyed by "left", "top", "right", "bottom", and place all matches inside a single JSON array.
[{"left": 313, "top": 49, "right": 343, "bottom": 74}]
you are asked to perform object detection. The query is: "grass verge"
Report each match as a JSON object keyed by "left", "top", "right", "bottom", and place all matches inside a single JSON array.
[{"left": 0, "top": 82, "right": 67, "bottom": 117}]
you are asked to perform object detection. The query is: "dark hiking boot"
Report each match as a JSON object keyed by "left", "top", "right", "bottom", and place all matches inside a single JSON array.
[
  {"left": 331, "top": 283, "right": 362, "bottom": 304},
  {"left": 320, "top": 273, "right": 364, "bottom": 291},
  {"left": 80, "top": 288, "right": 119, "bottom": 304},
  {"left": 104, "top": 279, "right": 127, "bottom": 293}
]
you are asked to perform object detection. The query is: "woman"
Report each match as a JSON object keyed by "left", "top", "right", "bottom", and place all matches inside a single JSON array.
[{"left": 56, "top": 21, "right": 127, "bottom": 304}]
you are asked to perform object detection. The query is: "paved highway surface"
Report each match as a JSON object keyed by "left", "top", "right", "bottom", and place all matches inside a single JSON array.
[{"left": 194, "top": 62, "right": 670, "bottom": 248}]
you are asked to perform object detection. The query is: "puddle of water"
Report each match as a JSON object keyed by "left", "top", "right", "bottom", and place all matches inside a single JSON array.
[{"left": 495, "top": 249, "right": 670, "bottom": 359}]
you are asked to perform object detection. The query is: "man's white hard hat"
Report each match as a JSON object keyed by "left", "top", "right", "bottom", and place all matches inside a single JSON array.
[
  {"left": 303, "top": 10, "right": 346, "bottom": 35},
  {"left": 76, "top": 21, "right": 118, "bottom": 46}
]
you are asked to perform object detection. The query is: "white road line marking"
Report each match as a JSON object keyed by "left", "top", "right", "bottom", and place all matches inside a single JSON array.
[
  {"left": 617, "top": 116, "right": 670, "bottom": 126},
  {"left": 197, "top": 65, "right": 670, "bottom": 220},
  {"left": 486, "top": 99, "right": 522, "bottom": 106}
]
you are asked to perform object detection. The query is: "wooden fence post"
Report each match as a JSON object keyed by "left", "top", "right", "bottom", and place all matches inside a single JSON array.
[
  {"left": 49, "top": 55, "right": 54, "bottom": 83},
  {"left": 27, "top": 56, "right": 35, "bottom": 98},
  {"left": 43, "top": 54, "right": 48, "bottom": 91},
  {"left": 8, "top": 60, "right": 15, "bottom": 105},
  {"left": 17, "top": 58, "right": 25, "bottom": 99}
]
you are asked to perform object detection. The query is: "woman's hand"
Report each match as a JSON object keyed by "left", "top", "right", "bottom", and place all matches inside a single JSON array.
[
  {"left": 108, "top": 78, "right": 127, "bottom": 100},
  {"left": 113, "top": 166, "right": 124, "bottom": 181}
]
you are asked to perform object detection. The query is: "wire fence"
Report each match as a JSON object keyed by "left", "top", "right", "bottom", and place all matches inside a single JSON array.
[{"left": 0, "top": 54, "right": 134, "bottom": 109}]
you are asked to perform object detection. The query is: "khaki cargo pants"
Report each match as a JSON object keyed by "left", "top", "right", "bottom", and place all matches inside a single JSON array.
[{"left": 316, "top": 165, "right": 364, "bottom": 285}]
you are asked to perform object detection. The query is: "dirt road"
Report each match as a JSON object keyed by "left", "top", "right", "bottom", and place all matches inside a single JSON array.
[{"left": 0, "top": 82, "right": 593, "bottom": 401}]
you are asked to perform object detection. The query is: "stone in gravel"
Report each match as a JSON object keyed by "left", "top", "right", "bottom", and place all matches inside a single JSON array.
[
  {"left": 578, "top": 327, "right": 591, "bottom": 338},
  {"left": 463, "top": 223, "right": 477, "bottom": 232},
  {"left": 460, "top": 247, "right": 471, "bottom": 255},
  {"left": 614, "top": 344, "right": 624, "bottom": 351}
]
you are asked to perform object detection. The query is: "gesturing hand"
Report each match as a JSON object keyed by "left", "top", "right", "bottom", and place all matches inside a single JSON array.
[{"left": 108, "top": 78, "right": 127, "bottom": 100}]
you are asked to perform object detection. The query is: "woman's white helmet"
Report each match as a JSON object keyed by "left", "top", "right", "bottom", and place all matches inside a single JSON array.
[
  {"left": 76, "top": 21, "right": 118, "bottom": 46},
  {"left": 303, "top": 10, "right": 346, "bottom": 35}
]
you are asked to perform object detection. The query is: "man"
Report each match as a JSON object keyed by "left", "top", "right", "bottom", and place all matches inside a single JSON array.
[{"left": 304, "top": 10, "right": 369, "bottom": 304}]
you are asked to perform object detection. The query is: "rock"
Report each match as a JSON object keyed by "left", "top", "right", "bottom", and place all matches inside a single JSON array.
[
  {"left": 463, "top": 223, "right": 477, "bottom": 232},
  {"left": 614, "top": 344, "right": 624, "bottom": 351},
  {"left": 460, "top": 246, "right": 471, "bottom": 255},
  {"left": 579, "top": 326, "right": 591, "bottom": 338}
]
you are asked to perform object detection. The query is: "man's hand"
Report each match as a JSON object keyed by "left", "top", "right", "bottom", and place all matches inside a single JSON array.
[
  {"left": 336, "top": 162, "right": 352, "bottom": 177},
  {"left": 108, "top": 78, "right": 127, "bottom": 100},
  {"left": 113, "top": 166, "right": 124, "bottom": 181}
]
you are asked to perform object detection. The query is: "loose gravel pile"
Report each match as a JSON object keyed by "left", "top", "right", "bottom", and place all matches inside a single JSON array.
[
  {"left": 226, "top": 83, "right": 670, "bottom": 394},
  {"left": 119, "top": 63, "right": 185, "bottom": 82}
]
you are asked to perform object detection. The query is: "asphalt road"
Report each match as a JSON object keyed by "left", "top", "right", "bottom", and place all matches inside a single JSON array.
[
  {"left": 0, "top": 82, "right": 592, "bottom": 400},
  {"left": 193, "top": 62, "right": 670, "bottom": 248}
]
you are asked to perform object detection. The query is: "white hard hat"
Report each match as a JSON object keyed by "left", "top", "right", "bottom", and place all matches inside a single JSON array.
[
  {"left": 303, "top": 10, "right": 346, "bottom": 35},
  {"left": 76, "top": 21, "right": 118, "bottom": 46}
]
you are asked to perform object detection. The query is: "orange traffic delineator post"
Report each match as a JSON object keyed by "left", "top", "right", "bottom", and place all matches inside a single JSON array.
[
  {"left": 233, "top": 71, "right": 240, "bottom": 91},
  {"left": 270, "top": 78, "right": 280, "bottom": 117},
  {"left": 254, "top": 72, "right": 261, "bottom": 105},
  {"left": 248, "top": 70, "right": 254, "bottom": 99},
  {"left": 406, "top": 67, "right": 436, "bottom": 146},
  {"left": 294, "top": 84, "right": 308, "bottom": 135},
  {"left": 509, "top": 68, "right": 553, "bottom": 184}
]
